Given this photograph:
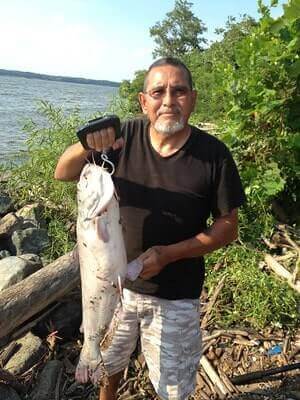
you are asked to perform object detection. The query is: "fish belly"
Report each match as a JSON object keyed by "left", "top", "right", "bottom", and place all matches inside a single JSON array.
[{"left": 75, "top": 196, "right": 127, "bottom": 385}]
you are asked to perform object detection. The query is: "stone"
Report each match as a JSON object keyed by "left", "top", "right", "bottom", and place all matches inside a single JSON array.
[
  {"left": 15, "top": 203, "right": 46, "bottom": 230},
  {"left": 4, "top": 332, "right": 46, "bottom": 375},
  {"left": 0, "top": 212, "right": 20, "bottom": 238},
  {"left": 11, "top": 228, "right": 49, "bottom": 255},
  {"left": 0, "top": 384, "right": 21, "bottom": 400},
  {"left": 0, "top": 193, "right": 13, "bottom": 216},
  {"left": 30, "top": 360, "right": 63, "bottom": 400},
  {"left": 0, "top": 254, "right": 42, "bottom": 291},
  {"left": 0, "top": 249, "right": 11, "bottom": 259}
]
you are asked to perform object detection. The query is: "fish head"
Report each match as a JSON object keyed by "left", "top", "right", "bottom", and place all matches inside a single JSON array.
[{"left": 77, "top": 163, "right": 115, "bottom": 220}]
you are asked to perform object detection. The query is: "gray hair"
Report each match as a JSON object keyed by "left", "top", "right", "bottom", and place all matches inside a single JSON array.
[{"left": 143, "top": 57, "right": 193, "bottom": 91}]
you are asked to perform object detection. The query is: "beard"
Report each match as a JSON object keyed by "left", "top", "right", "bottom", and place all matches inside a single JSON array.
[{"left": 154, "top": 115, "right": 185, "bottom": 136}]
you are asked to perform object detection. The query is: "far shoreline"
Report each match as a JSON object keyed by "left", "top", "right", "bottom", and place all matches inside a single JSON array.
[{"left": 0, "top": 69, "right": 120, "bottom": 88}]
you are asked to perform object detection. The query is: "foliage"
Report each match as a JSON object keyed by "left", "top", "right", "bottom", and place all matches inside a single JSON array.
[
  {"left": 185, "top": 15, "right": 258, "bottom": 122},
  {"left": 215, "top": 0, "right": 300, "bottom": 232},
  {"left": 2, "top": 101, "right": 88, "bottom": 259},
  {"left": 205, "top": 245, "right": 299, "bottom": 329},
  {"left": 149, "top": 0, "right": 207, "bottom": 58},
  {"left": 112, "top": 70, "right": 146, "bottom": 118}
]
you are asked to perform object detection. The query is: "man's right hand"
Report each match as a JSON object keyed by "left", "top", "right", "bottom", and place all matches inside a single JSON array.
[{"left": 85, "top": 127, "right": 124, "bottom": 152}]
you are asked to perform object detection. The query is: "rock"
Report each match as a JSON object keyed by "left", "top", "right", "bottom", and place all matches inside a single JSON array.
[
  {"left": 0, "top": 213, "right": 20, "bottom": 238},
  {"left": 0, "top": 249, "right": 11, "bottom": 259},
  {"left": 30, "top": 360, "right": 63, "bottom": 400},
  {"left": 15, "top": 203, "right": 46, "bottom": 230},
  {"left": 0, "top": 193, "right": 13, "bottom": 216},
  {"left": 4, "top": 332, "right": 46, "bottom": 375},
  {"left": 0, "top": 204, "right": 46, "bottom": 240},
  {"left": 0, "top": 254, "right": 42, "bottom": 291},
  {"left": 0, "top": 384, "right": 21, "bottom": 400},
  {"left": 11, "top": 228, "right": 49, "bottom": 255}
]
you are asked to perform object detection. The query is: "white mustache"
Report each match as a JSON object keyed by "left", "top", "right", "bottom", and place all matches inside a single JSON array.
[{"left": 157, "top": 109, "right": 180, "bottom": 116}]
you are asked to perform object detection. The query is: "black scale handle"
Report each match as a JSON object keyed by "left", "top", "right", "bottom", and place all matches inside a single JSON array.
[{"left": 76, "top": 114, "right": 121, "bottom": 150}]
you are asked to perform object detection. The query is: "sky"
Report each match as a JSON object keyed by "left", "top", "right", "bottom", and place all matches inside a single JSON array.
[{"left": 0, "top": 0, "right": 286, "bottom": 82}]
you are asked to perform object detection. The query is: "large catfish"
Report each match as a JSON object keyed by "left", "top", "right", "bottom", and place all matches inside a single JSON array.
[{"left": 75, "top": 162, "right": 127, "bottom": 385}]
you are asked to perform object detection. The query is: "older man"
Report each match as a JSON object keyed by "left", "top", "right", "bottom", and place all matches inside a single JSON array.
[{"left": 55, "top": 57, "right": 245, "bottom": 400}]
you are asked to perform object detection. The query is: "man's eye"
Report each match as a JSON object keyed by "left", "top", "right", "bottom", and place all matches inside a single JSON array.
[
  {"left": 174, "top": 87, "right": 188, "bottom": 97},
  {"left": 151, "top": 89, "right": 163, "bottom": 97}
]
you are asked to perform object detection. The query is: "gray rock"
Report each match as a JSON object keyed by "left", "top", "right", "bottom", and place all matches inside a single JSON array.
[
  {"left": 0, "top": 254, "right": 42, "bottom": 291},
  {"left": 4, "top": 332, "right": 46, "bottom": 375},
  {"left": 0, "top": 204, "right": 46, "bottom": 240},
  {"left": 0, "top": 384, "right": 21, "bottom": 400},
  {"left": 0, "top": 212, "right": 20, "bottom": 238},
  {"left": 30, "top": 360, "right": 63, "bottom": 400},
  {"left": 15, "top": 203, "right": 46, "bottom": 230},
  {"left": 11, "top": 228, "right": 49, "bottom": 255},
  {"left": 0, "top": 249, "right": 11, "bottom": 259},
  {"left": 0, "top": 194, "right": 13, "bottom": 216}
]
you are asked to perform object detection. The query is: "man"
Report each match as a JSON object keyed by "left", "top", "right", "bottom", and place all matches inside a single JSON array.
[{"left": 55, "top": 57, "right": 245, "bottom": 400}]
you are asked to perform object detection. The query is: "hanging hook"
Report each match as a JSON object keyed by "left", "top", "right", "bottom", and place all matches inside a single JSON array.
[{"left": 101, "top": 152, "right": 115, "bottom": 175}]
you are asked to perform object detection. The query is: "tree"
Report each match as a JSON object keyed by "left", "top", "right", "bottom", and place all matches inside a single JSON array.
[{"left": 149, "top": 0, "right": 207, "bottom": 58}]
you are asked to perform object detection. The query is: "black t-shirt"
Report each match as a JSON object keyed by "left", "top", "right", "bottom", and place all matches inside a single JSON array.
[{"left": 93, "top": 117, "right": 245, "bottom": 300}]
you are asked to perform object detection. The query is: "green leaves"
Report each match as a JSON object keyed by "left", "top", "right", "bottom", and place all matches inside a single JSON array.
[{"left": 149, "top": 0, "right": 207, "bottom": 58}]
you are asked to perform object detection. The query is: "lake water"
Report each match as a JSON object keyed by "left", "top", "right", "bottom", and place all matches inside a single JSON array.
[{"left": 0, "top": 75, "right": 118, "bottom": 163}]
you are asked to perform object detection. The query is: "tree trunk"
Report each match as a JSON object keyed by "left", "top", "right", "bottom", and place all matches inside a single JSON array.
[{"left": 0, "top": 250, "right": 79, "bottom": 342}]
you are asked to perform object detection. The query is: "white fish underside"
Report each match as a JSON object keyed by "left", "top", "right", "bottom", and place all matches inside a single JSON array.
[{"left": 75, "top": 163, "right": 127, "bottom": 385}]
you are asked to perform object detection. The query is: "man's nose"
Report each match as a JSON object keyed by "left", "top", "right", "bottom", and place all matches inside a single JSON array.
[{"left": 162, "top": 88, "right": 174, "bottom": 105}]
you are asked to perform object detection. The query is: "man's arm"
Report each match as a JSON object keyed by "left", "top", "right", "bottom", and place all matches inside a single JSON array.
[
  {"left": 54, "top": 128, "right": 124, "bottom": 181},
  {"left": 54, "top": 142, "right": 91, "bottom": 181},
  {"left": 139, "top": 208, "right": 239, "bottom": 280}
]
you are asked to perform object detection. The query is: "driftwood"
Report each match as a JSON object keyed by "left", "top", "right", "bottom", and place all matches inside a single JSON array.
[
  {"left": 265, "top": 254, "right": 300, "bottom": 293},
  {"left": 200, "top": 355, "right": 230, "bottom": 398},
  {"left": 231, "top": 362, "right": 300, "bottom": 385},
  {"left": 0, "top": 251, "right": 79, "bottom": 343},
  {"left": 201, "top": 275, "right": 225, "bottom": 329}
]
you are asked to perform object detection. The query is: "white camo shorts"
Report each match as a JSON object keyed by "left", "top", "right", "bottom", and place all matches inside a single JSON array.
[{"left": 102, "top": 288, "right": 202, "bottom": 400}]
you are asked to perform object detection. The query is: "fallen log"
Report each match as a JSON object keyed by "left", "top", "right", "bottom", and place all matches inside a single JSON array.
[
  {"left": 231, "top": 362, "right": 300, "bottom": 385},
  {"left": 0, "top": 251, "right": 79, "bottom": 343},
  {"left": 264, "top": 254, "right": 300, "bottom": 293}
]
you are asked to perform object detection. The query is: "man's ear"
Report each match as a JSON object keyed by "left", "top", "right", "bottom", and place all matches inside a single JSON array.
[{"left": 138, "top": 92, "right": 148, "bottom": 115}]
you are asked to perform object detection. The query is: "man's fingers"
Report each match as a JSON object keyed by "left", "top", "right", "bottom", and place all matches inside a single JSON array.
[
  {"left": 101, "top": 127, "right": 114, "bottom": 150},
  {"left": 86, "top": 133, "right": 96, "bottom": 150},
  {"left": 92, "top": 131, "right": 104, "bottom": 151},
  {"left": 85, "top": 128, "right": 117, "bottom": 151}
]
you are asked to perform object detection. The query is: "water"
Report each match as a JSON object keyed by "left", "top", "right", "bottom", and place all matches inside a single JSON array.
[{"left": 0, "top": 75, "right": 118, "bottom": 163}]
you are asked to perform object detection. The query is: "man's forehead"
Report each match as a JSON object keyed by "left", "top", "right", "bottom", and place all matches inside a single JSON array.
[{"left": 146, "top": 65, "right": 189, "bottom": 87}]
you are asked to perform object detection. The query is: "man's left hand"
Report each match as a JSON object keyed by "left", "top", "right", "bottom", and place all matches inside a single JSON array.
[{"left": 138, "top": 246, "right": 169, "bottom": 280}]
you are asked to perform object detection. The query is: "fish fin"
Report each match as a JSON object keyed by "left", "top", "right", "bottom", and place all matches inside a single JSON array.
[
  {"left": 90, "top": 358, "right": 108, "bottom": 386},
  {"left": 100, "top": 302, "right": 122, "bottom": 351},
  {"left": 96, "top": 216, "right": 109, "bottom": 242}
]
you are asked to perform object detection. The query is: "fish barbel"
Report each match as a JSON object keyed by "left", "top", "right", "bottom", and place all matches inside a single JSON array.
[{"left": 75, "top": 162, "right": 127, "bottom": 385}]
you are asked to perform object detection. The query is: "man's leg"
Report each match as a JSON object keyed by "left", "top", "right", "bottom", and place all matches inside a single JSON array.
[
  {"left": 99, "top": 289, "right": 140, "bottom": 400},
  {"left": 141, "top": 296, "right": 202, "bottom": 400},
  {"left": 99, "top": 370, "right": 123, "bottom": 400}
]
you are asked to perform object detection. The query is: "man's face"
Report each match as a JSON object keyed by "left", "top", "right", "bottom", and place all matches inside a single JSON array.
[{"left": 139, "top": 65, "right": 197, "bottom": 136}]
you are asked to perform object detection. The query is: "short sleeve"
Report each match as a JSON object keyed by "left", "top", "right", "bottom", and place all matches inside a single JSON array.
[{"left": 211, "top": 146, "right": 246, "bottom": 218}]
